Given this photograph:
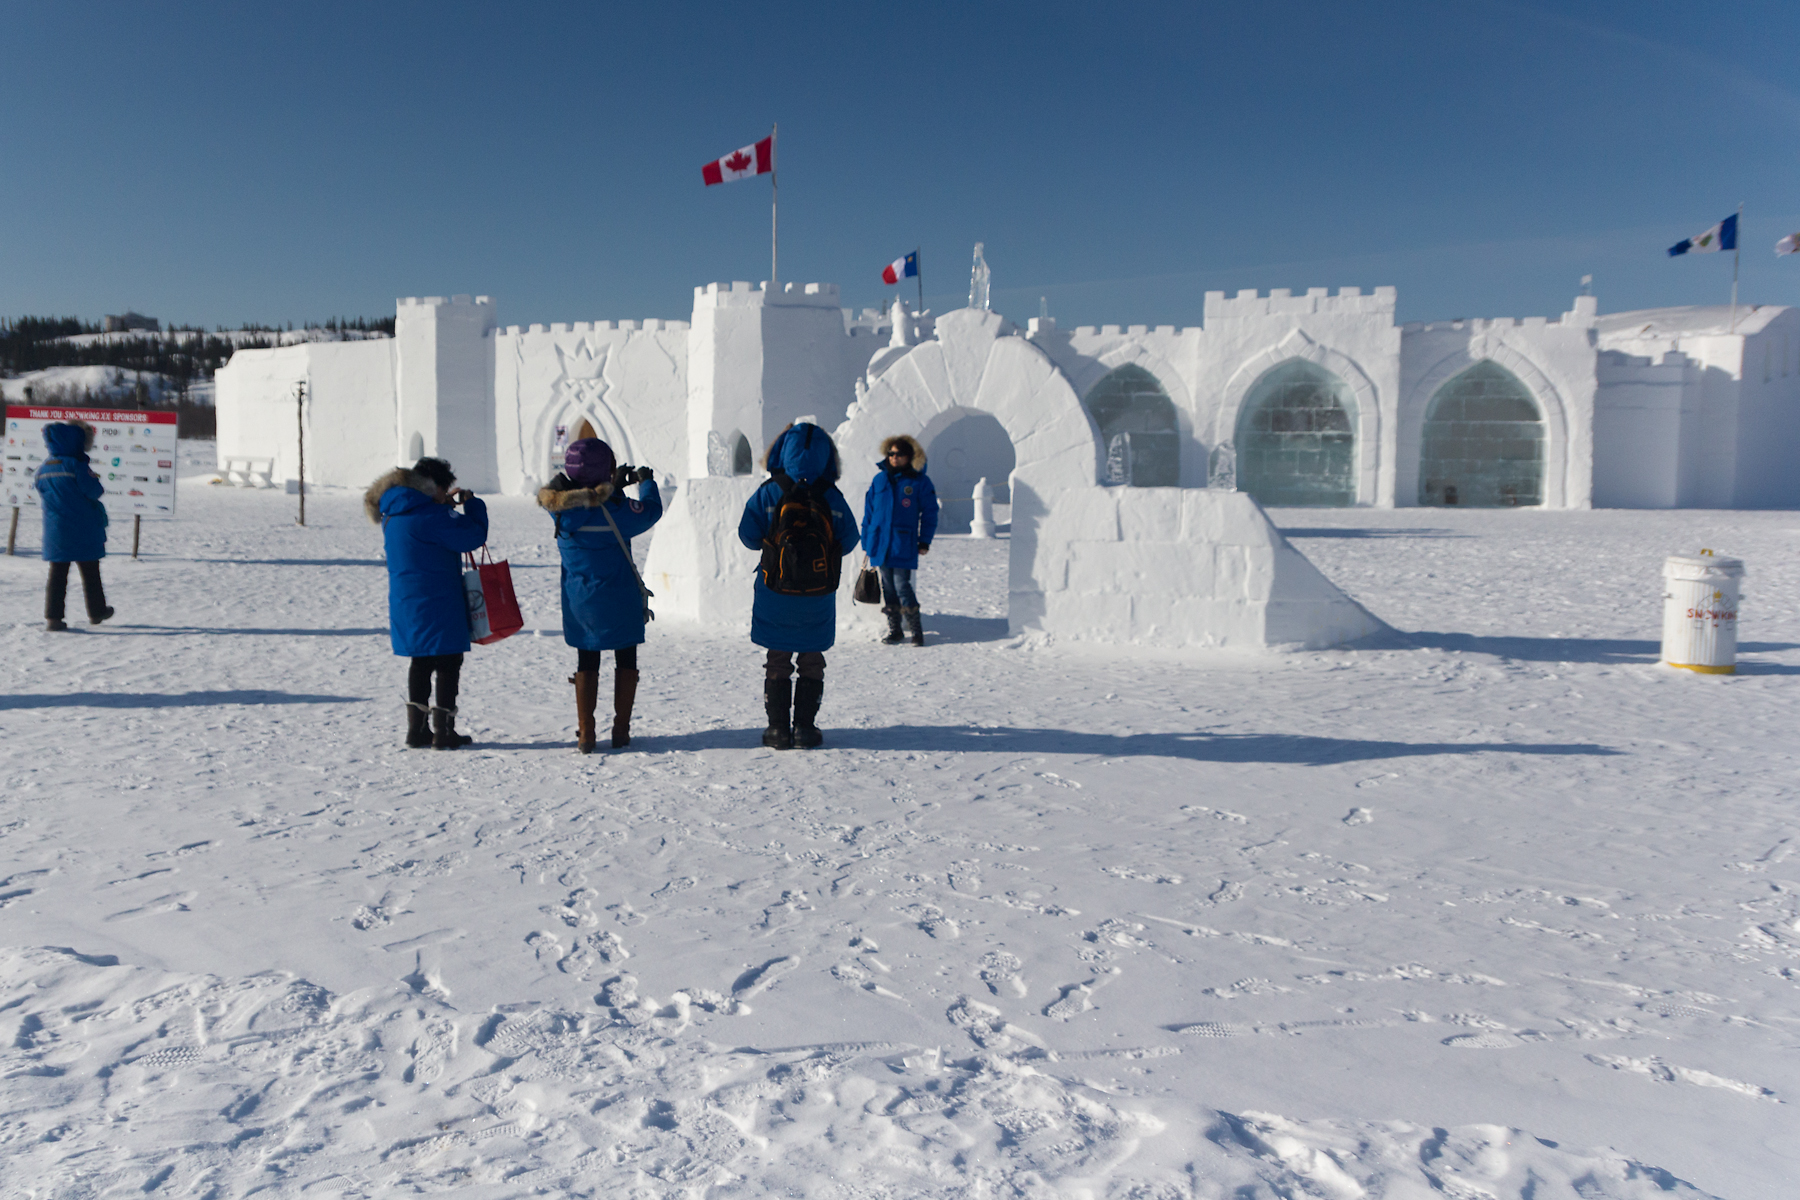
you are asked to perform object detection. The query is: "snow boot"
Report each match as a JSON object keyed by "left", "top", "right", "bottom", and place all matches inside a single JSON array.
[
  {"left": 44, "top": 619, "right": 67, "bottom": 632},
  {"left": 762, "top": 678, "right": 794, "bottom": 750},
  {"left": 611, "top": 668, "right": 639, "bottom": 749},
  {"left": 793, "top": 677, "right": 824, "bottom": 749},
  {"left": 431, "top": 705, "right": 473, "bottom": 750},
  {"left": 90, "top": 606, "right": 114, "bottom": 626},
  {"left": 881, "top": 606, "right": 904, "bottom": 645},
  {"left": 570, "top": 672, "right": 598, "bottom": 754},
  {"left": 404, "top": 700, "right": 433, "bottom": 748},
  {"left": 902, "top": 606, "right": 925, "bottom": 647}
]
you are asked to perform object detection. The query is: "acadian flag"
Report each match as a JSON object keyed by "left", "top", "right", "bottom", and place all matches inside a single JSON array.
[
  {"left": 702, "top": 135, "right": 773, "bottom": 186},
  {"left": 881, "top": 252, "right": 918, "bottom": 285},
  {"left": 1668, "top": 213, "right": 1738, "bottom": 256},
  {"left": 1776, "top": 232, "right": 1800, "bottom": 257}
]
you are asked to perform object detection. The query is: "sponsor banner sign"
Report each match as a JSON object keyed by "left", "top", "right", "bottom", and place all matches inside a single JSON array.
[{"left": 3, "top": 406, "right": 179, "bottom": 519}]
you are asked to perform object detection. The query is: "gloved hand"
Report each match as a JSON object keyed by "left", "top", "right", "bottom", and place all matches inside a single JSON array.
[
  {"left": 610, "top": 465, "right": 630, "bottom": 491},
  {"left": 630, "top": 465, "right": 655, "bottom": 485},
  {"left": 918, "top": 543, "right": 931, "bottom": 555}
]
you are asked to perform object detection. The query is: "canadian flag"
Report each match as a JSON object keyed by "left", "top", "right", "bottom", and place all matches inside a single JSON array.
[{"left": 702, "top": 135, "right": 774, "bottom": 186}]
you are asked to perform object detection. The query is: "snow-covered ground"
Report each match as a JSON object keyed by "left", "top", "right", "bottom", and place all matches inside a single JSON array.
[{"left": 1, "top": 446, "right": 1795, "bottom": 1198}]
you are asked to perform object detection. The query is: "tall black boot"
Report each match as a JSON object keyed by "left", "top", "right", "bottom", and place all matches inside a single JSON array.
[
  {"left": 404, "top": 700, "right": 432, "bottom": 748},
  {"left": 431, "top": 706, "right": 473, "bottom": 750},
  {"left": 901, "top": 606, "right": 925, "bottom": 647},
  {"left": 881, "top": 606, "right": 904, "bottom": 645},
  {"left": 762, "top": 678, "right": 794, "bottom": 750},
  {"left": 793, "top": 677, "right": 824, "bottom": 749}
]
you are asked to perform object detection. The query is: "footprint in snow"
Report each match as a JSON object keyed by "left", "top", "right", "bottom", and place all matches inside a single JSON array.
[
  {"left": 904, "top": 904, "right": 960, "bottom": 939},
  {"left": 978, "top": 950, "right": 1028, "bottom": 998},
  {"left": 731, "top": 955, "right": 798, "bottom": 1002}
]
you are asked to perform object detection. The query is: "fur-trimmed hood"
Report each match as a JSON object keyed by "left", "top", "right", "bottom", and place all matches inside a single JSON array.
[
  {"left": 537, "top": 482, "right": 616, "bottom": 510},
  {"left": 364, "top": 467, "right": 437, "bottom": 524},
  {"left": 877, "top": 434, "right": 926, "bottom": 471}
]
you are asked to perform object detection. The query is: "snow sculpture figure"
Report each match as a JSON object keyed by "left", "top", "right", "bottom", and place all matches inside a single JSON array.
[
  {"left": 889, "top": 297, "right": 912, "bottom": 348},
  {"left": 706, "top": 431, "right": 734, "bottom": 477},
  {"left": 968, "top": 243, "right": 991, "bottom": 312},
  {"left": 1208, "top": 441, "right": 1237, "bottom": 490}
]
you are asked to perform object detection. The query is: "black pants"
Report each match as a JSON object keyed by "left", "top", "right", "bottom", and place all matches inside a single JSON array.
[
  {"left": 577, "top": 645, "right": 638, "bottom": 673},
  {"left": 408, "top": 653, "right": 464, "bottom": 709},
  {"left": 46, "top": 560, "right": 106, "bottom": 622},
  {"left": 764, "top": 649, "right": 825, "bottom": 682}
]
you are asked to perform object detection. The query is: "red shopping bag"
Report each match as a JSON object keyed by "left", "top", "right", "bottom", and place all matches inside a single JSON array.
[{"left": 464, "top": 548, "right": 524, "bottom": 645}]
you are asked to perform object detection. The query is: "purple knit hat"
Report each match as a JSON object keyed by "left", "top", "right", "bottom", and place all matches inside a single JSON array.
[{"left": 563, "top": 438, "right": 615, "bottom": 488}]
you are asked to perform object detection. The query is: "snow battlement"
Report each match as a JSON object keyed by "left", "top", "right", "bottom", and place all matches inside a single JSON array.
[
  {"left": 496, "top": 319, "right": 689, "bottom": 336},
  {"left": 1204, "top": 286, "right": 1396, "bottom": 320},
  {"left": 397, "top": 294, "right": 494, "bottom": 310},
  {"left": 692, "top": 280, "right": 842, "bottom": 309},
  {"left": 1067, "top": 323, "right": 1188, "bottom": 338},
  {"left": 1403, "top": 315, "right": 1560, "bottom": 334}
]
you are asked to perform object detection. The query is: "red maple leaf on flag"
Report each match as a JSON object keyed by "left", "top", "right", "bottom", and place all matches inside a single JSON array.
[{"left": 724, "top": 150, "right": 752, "bottom": 172}]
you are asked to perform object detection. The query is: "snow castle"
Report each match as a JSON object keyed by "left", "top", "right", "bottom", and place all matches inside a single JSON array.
[{"left": 215, "top": 280, "right": 1800, "bottom": 648}]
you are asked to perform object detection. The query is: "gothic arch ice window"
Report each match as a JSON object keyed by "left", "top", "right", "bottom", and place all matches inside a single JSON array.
[
  {"left": 1235, "top": 360, "right": 1356, "bottom": 507},
  {"left": 1418, "top": 360, "right": 1544, "bottom": 507},
  {"left": 732, "top": 432, "right": 753, "bottom": 475},
  {"left": 1084, "top": 364, "right": 1178, "bottom": 486}
]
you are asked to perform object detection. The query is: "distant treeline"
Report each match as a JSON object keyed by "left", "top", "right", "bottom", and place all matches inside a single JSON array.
[{"left": 0, "top": 315, "right": 396, "bottom": 393}]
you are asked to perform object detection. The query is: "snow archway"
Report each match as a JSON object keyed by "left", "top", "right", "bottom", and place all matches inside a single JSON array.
[{"left": 834, "top": 308, "right": 1103, "bottom": 633}]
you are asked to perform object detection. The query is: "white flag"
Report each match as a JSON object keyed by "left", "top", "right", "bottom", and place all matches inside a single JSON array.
[{"left": 1777, "top": 233, "right": 1799, "bottom": 257}]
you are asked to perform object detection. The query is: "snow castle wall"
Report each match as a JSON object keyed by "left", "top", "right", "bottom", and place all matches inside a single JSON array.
[
  {"left": 1033, "top": 488, "right": 1388, "bottom": 649},
  {"left": 214, "top": 338, "right": 396, "bottom": 488},
  {"left": 641, "top": 476, "right": 762, "bottom": 629}
]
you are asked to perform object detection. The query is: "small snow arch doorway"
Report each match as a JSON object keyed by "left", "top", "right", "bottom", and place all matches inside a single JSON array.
[
  {"left": 1418, "top": 360, "right": 1544, "bottom": 507},
  {"left": 1236, "top": 360, "right": 1357, "bottom": 507},
  {"left": 926, "top": 411, "right": 1014, "bottom": 534},
  {"left": 732, "top": 432, "right": 753, "bottom": 475},
  {"left": 1084, "top": 365, "right": 1179, "bottom": 486}
]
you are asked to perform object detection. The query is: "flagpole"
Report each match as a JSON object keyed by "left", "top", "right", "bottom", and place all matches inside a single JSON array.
[
  {"left": 915, "top": 246, "right": 923, "bottom": 313},
  {"left": 770, "top": 124, "right": 778, "bottom": 291},
  {"left": 1730, "top": 201, "right": 1742, "bottom": 333}
]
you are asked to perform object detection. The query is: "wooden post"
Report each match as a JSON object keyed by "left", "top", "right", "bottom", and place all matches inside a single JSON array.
[
  {"left": 132, "top": 514, "right": 141, "bottom": 559},
  {"left": 295, "top": 380, "right": 307, "bottom": 527},
  {"left": 6, "top": 507, "right": 17, "bottom": 556}
]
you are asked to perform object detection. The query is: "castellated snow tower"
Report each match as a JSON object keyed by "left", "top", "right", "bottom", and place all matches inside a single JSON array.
[{"left": 396, "top": 296, "right": 498, "bottom": 490}]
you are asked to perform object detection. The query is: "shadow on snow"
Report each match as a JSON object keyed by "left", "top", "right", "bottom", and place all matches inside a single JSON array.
[
  {"left": 647, "top": 725, "right": 1617, "bottom": 762},
  {"left": 1, "top": 690, "right": 367, "bottom": 710}
]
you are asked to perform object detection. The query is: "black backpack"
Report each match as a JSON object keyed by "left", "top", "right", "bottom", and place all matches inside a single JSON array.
[{"left": 760, "top": 472, "right": 841, "bottom": 595}]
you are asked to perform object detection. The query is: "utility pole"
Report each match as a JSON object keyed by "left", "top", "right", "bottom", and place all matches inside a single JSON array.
[{"left": 295, "top": 380, "right": 307, "bottom": 526}]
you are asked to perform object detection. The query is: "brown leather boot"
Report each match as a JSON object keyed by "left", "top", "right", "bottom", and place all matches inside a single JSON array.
[
  {"left": 570, "top": 672, "right": 598, "bottom": 754},
  {"left": 611, "top": 668, "right": 639, "bottom": 749}
]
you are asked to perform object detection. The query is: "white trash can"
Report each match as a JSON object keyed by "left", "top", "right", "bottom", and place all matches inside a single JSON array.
[{"left": 1661, "top": 550, "right": 1744, "bottom": 674}]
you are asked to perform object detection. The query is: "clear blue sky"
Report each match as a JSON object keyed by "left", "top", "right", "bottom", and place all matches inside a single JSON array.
[{"left": 4, "top": 1, "right": 1797, "bottom": 330}]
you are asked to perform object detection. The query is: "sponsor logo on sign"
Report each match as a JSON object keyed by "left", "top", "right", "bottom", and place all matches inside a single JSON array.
[{"left": 128, "top": 489, "right": 144, "bottom": 496}]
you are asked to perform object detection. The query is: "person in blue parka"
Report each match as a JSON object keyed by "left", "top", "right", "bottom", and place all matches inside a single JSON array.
[
  {"left": 738, "top": 422, "right": 859, "bottom": 750},
  {"left": 861, "top": 433, "right": 939, "bottom": 647},
  {"left": 364, "top": 456, "right": 489, "bottom": 749},
  {"left": 537, "top": 437, "right": 662, "bottom": 754},
  {"left": 35, "top": 420, "right": 114, "bottom": 631}
]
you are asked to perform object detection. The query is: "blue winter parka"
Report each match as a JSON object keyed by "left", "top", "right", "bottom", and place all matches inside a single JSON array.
[
  {"left": 737, "top": 423, "right": 860, "bottom": 652},
  {"left": 540, "top": 479, "right": 662, "bottom": 651},
  {"left": 861, "top": 435, "right": 938, "bottom": 570},
  {"left": 366, "top": 467, "right": 490, "bottom": 657},
  {"left": 34, "top": 423, "right": 108, "bottom": 563}
]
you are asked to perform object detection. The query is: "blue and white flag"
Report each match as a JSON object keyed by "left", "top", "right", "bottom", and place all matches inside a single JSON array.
[{"left": 1669, "top": 213, "right": 1738, "bottom": 256}]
